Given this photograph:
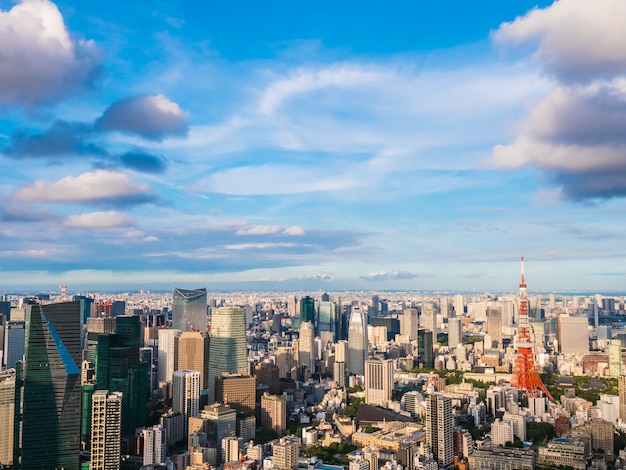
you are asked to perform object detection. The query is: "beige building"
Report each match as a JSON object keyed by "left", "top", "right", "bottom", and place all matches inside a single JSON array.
[
  {"left": 175, "top": 331, "right": 210, "bottom": 390},
  {"left": 365, "top": 359, "right": 393, "bottom": 407},
  {"left": 272, "top": 436, "right": 300, "bottom": 470},
  {"left": 215, "top": 373, "right": 256, "bottom": 416},
  {"left": 260, "top": 393, "right": 286, "bottom": 437},
  {"left": 91, "top": 390, "right": 123, "bottom": 470},
  {"left": 0, "top": 369, "right": 16, "bottom": 466},
  {"left": 557, "top": 316, "right": 589, "bottom": 355},
  {"left": 468, "top": 446, "right": 535, "bottom": 469}
]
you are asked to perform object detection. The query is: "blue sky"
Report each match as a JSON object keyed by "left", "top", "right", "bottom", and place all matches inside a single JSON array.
[{"left": 2, "top": 0, "right": 626, "bottom": 292}]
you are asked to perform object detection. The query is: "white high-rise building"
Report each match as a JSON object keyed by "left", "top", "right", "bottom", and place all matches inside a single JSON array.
[
  {"left": 272, "top": 436, "right": 300, "bottom": 470},
  {"left": 609, "top": 340, "right": 622, "bottom": 378},
  {"left": 157, "top": 328, "right": 181, "bottom": 384},
  {"left": 142, "top": 425, "right": 167, "bottom": 465},
  {"left": 298, "top": 321, "right": 315, "bottom": 378},
  {"left": 491, "top": 419, "right": 514, "bottom": 446},
  {"left": 172, "top": 370, "right": 200, "bottom": 430},
  {"left": 448, "top": 318, "right": 462, "bottom": 348},
  {"left": 426, "top": 393, "right": 453, "bottom": 468},
  {"left": 420, "top": 309, "right": 437, "bottom": 335},
  {"left": 454, "top": 295, "right": 464, "bottom": 317},
  {"left": 365, "top": 359, "right": 393, "bottom": 407},
  {"left": 401, "top": 308, "right": 419, "bottom": 341},
  {"left": 91, "top": 390, "right": 123, "bottom": 470},
  {"left": 348, "top": 306, "right": 368, "bottom": 376}
]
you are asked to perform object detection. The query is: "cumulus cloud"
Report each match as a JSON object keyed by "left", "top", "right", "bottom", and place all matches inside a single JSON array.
[
  {"left": 493, "top": 82, "right": 626, "bottom": 200},
  {"left": 283, "top": 226, "right": 305, "bottom": 236},
  {"left": 0, "top": 0, "right": 101, "bottom": 108},
  {"left": 96, "top": 94, "right": 188, "bottom": 140},
  {"left": 493, "top": 0, "right": 626, "bottom": 83},
  {"left": 2, "top": 121, "right": 103, "bottom": 158},
  {"left": 493, "top": 1, "right": 626, "bottom": 200},
  {"left": 64, "top": 211, "right": 135, "bottom": 228},
  {"left": 360, "top": 269, "right": 423, "bottom": 281},
  {"left": 12, "top": 170, "right": 157, "bottom": 206}
]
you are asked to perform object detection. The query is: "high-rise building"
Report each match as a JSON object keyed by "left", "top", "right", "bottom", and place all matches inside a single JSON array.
[
  {"left": 420, "top": 309, "right": 437, "bottom": 336},
  {"left": 318, "top": 298, "right": 337, "bottom": 339},
  {"left": 142, "top": 425, "right": 167, "bottom": 465},
  {"left": 91, "top": 390, "right": 123, "bottom": 470},
  {"left": 491, "top": 419, "right": 514, "bottom": 446},
  {"left": 371, "top": 295, "right": 380, "bottom": 316},
  {"left": 200, "top": 403, "right": 237, "bottom": 460},
  {"left": 364, "top": 359, "right": 393, "bottom": 407},
  {"left": 4, "top": 320, "right": 25, "bottom": 369},
  {"left": 207, "top": 307, "right": 248, "bottom": 404},
  {"left": 158, "top": 328, "right": 181, "bottom": 384},
  {"left": 610, "top": 340, "right": 623, "bottom": 378},
  {"left": 173, "top": 370, "right": 201, "bottom": 430},
  {"left": 298, "top": 321, "right": 315, "bottom": 379},
  {"left": 254, "top": 362, "right": 280, "bottom": 394},
  {"left": 172, "top": 288, "right": 208, "bottom": 332},
  {"left": 448, "top": 318, "right": 462, "bottom": 348},
  {"left": 348, "top": 306, "right": 368, "bottom": 376},
  {"left": 175, "top": 331, "right": 210, "bottom": 390},
  {"left": 272, "top": 436, "right": 300, "bottom": 470},
  {"left": 454, "top": 295, "right": 464, "bottom": 317},
  {"left": 0, "top": 369, "right": 15, "bottom": 467},
  {"left": 557, "top": 316, "right": 589, "bottom": 355},
  {"left": 275, "top": 346, "right": 296, "bottom": 379},
  {"left": 215, "top": 373, "right": 256, "bottom": 416},
  {"left": 20, "top": 301, "right": 82, "bottom": 470},
  {"left": 260, "top": 393, "right": 287, "bottom": 437},
  {"left": 222, "top": 436, "right": 244, "bottom": 463},
  {"left": 300, "top": 296, "right": 315, "bottom": 325},
  {"left": 417, "top": 328, "right": 434, "bottom": 368},
  {"left": 487, "top": 309, "right": 503, "bottom": 348},
  {"left": 426, "top": 393, "right": 454, "bottom": 468},
  {"left": 619, "top": 375, "right": 626, "bottom": 422},
  {"left": 401, "top": 308, "right": 419, "bottom": 341}
]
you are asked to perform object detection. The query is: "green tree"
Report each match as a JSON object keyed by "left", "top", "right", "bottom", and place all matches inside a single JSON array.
[{"left": 526, "top": 421, "right": 555, "bottom": 445}]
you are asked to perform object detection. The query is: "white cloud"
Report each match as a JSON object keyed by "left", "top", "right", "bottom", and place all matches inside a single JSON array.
[
  {"left": 236, "top": 225, "right": 281, "bottom": 235},
  {"left": 361, "top": 269, "right": 423, "bottom": 281},
  {"left": 493, "top": 0, "right": 626, "bottom": 82},
  {"left": 12, "top": 170, "right": 155, "bottom": 205},
  {"left": 64, "top": 211, "right": 135, "bottom": 228},
  {"left": 283, "top": 226, "right": 305, "bottom": 236},
  {"left": 0, "top": 0, "right": 101, "bottom": 107}
]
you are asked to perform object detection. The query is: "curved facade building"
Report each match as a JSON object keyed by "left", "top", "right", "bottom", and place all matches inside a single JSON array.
[
  {"left": 207, "top": 307, "right": 248, "bottom": 403},
  {"left": 348, "top": 306, "right": 368, "bottom": 376},
  {"left": 172, "top": 288, "right": 207, "bottom": 332}
]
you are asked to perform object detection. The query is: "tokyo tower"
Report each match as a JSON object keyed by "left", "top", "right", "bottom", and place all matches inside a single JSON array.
[{"left": 510, "top": 256, "right": 553, "bottom": 400}]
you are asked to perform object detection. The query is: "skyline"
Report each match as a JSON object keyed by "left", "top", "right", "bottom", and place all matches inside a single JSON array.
[{"left": 2, "top": 0, "right": 626, "bottom": 291}]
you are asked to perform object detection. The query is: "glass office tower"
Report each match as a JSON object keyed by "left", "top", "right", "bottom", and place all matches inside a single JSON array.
[{"left": 172, "top": 288, "right": 208, "bottom": 332}]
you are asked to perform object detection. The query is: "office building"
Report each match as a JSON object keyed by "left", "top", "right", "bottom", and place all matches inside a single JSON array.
[
  {"left": 215, "top": 373, "right": 256, "bottom": 416},
  {"left": 609, "top": 340, "right": 622, "bottom": 378},
  {"left": 142, "top": 425, "right": 167, "bottom": 465},
  {"left": 298, "top": 321, "right": 315, "bottom": 379},
  {"left": 0, "top": 369, "right": 15, "bottom": 467},
  {"left": 401, "top": 308, "right": 419, "bottom": 341},
  {"left": 4, "top": 320, "right": 25, "bottom": 369},
  {"left": 318, "top": 297, "right": 337, "bottom": 339},
  {"left": 222, "top": 436, "right": 244, "bottom": 463},
  {"left": 420, "top": 309, "right": 437, "bottom": 336},
  {"left": 448, "top": 317, "right": 462, "bottom": 348},
  {"left": 200, "top": 403, "right": 237, "bottom": 460},
  {"left": 91, "top": 390, "right": 123, "bottom": 470},
  {"left": 175, "top": 331, "right": 210, "bottom": 390},
  {"left": 20, "top": 301, "right": 82, "bottom": 470},
  {"left": 275, "top": 346, "right": 296, "bottom": 379},
  {"left": 348, "top": 306, "right": 368, "bottom": 376},
  {"left": 426, "top": 393, "right": 453, "bottom": 468},
  {"left": 417, "top": 328, "right": 434, "bottom": 368},
  {"left": 260, "top": 393, "right": 287, "bottom": 437},
  {"left": 157, "top": 328, "right": 181, "bottom": 384},
  {"left": 173, "top": 370, "right": 201, "bottom": 430},
  {"left": 254, "top": 361, "right": 280, "bottom": 394},
  {"left": 300, "top": 296, "right": 315, "bottom": 324},
  {"left": 557, "top": 316, "right": 589, "bottom": 355},
  {"left": 620, "top": 375, "right": 626, "bottom": 422},
  {"left": 272, "top": 436, "right": 300, "bottom": 470},
  {"left": 207, "top": 307, "right": 248, "bottom": 404},
  {"left": 365, "top": 359, "right": 394, "bottom": 407},
  {"left": 172, "top": 288, "right": 208, "bottom": 332},
  {"left": 487, "top": 309, "right": 503, "bottom": 348}
]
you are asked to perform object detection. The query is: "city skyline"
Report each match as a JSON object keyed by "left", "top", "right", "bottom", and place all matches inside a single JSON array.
[{"left": 2, "top": 0, "right": 626, "bottom": 292}]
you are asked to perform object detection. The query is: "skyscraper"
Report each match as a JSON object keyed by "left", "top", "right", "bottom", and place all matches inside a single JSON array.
[
  {"left": 207, "top": 307, "right": 248, "bottom": 404},
  {"left": 426, "top": 393, "right": 453, "bottom": 468},
  {"left": 260, "top": 393, "right": 287, "bottom": 437},
  {"left": 172, "top": 288, "right": 208, "bottom": 332},
  {"left": 557, "top": 316, "right": 589, "bottom": 355},
  {"left": 401, "top": 308, "right": 419, "bottom": 341},
  {"left": 142, "top": 425, "right": 167, "bottom": 465},
  {"left": 215, "top": 373, "right": 256, "bottom": 416},
  {"left": 448, "top": 317, "right": 462, "bottom": 348},
  {"left": 0, "top": 369, "right": 15, "bottom": 467},
  {"left": 20, "top": 301, "right": 82, "bottom": 470},
  {"left": 173, "top": 370, "right": 201, "bottom": 430},
  {"left": 91, "top": 390, "right": 123, "bottom": 470},
  {"left": 610, "top": 340, "right": 623, "bottom": 378},
  {"left": 157, "top": 328, "right": 181, "bottom": 384},
  {"left": 417, "top": 328, "right": 434, "bottom": 368},
  {"left": 365, "top": 359, "right": 393, "bottom": 407},
  {"left": 175, "top": 331, "right": 210, "bottom": 390},
  {"left": 348, "top": 306, "right": 368, "bottom": 376},
  {"left": 298, "top": 321, "right": 315, "bottom": 379},
  {"left": 318, "top": 297, "right": 337, "bottom": 339},
  {"left": 487, "top": 309, "right": 503, "bottom": 348},
  {"left": 300, "top": 296, "right": 315, "bottom": 324}
]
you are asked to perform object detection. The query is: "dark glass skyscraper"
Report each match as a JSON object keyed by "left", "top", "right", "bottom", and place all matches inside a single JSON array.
[
  {"left": 172, "top": 288, "right": 208, "bottom": 332},
  {"left": 20, "top": 301, "right": 82, "bottom": 470},
  {"left": 417, "top": 328, "right": 434, "bottom": 368},
  {"left": 300, "top": 296, "right": 315, "bottom": 324}
]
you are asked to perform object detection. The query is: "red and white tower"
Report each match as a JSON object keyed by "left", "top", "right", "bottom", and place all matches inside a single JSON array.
[{"left": 510, "top": 256, "right": 553, "bottom": 400}]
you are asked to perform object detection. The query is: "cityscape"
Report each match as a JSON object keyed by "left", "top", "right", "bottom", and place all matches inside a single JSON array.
[{"left": 2, "top": 0, "right": 626, "bottom": 469}]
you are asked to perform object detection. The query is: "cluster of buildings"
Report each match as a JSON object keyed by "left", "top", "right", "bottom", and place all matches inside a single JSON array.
[{"left": 2, "top": 273, "right": 626, "bottom": 470}]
